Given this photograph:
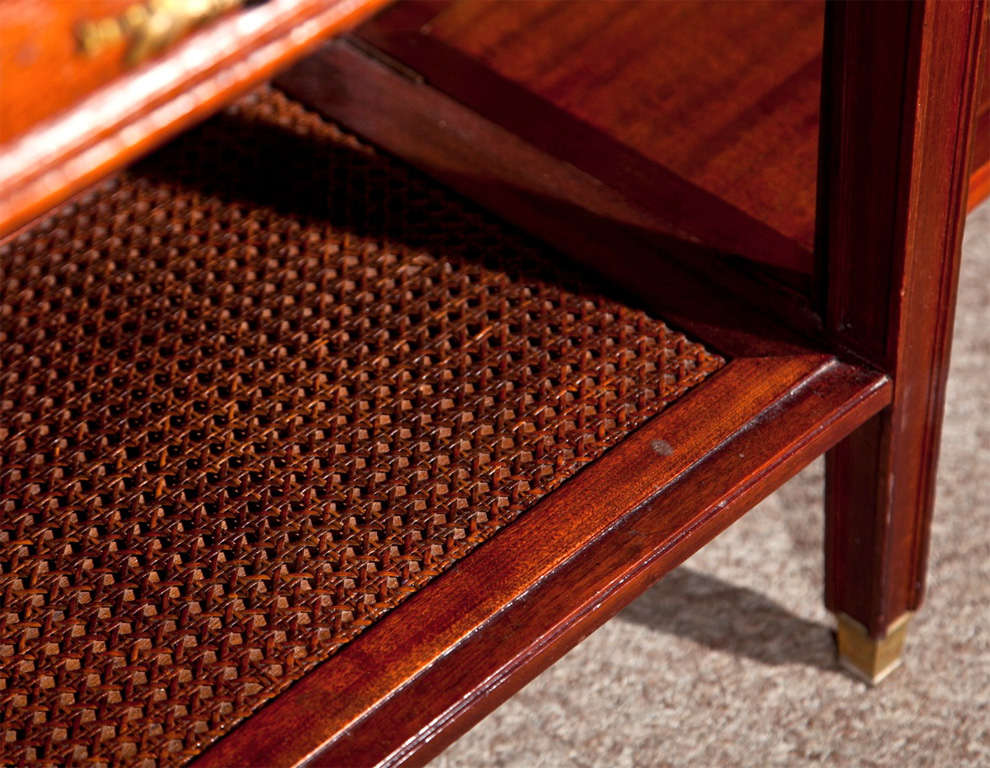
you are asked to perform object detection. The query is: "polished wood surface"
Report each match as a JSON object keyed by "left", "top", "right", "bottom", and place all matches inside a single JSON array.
[
  {"left": 0, "top": 0, "right": 135, "bottom": 142},
  {"left": 0, "top": 0, "right": 250, "bottom": 144},
  {"left": 358, "top": 0, "right": 823, "bottom": 273},
  {"left": 194, "top": 351, "right": 890, "bottom": 768},
  {"left": 967, "top": 8, "right": 990, "bottom": 209},
  {"left": 0, "top": 0, "right": 389, "bottom": 238},
  {"left": 286, "top": 0, "right": 984, "bottom": 697},
  {"left": 2, "top": 0, "right": 985, "bottom": 763},
  {"left": 818, "top": 0, "right": 985, "bottom": 637},
  {"left": 277, "top": 39, "right": 824, "bottom": 342}
]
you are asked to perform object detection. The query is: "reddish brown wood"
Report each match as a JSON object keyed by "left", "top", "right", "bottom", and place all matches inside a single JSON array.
[
  {"left": 0, "top": 0, "right": 136, "bottom": 142},
  {"left": 818, "top": 0, "right": 985, "bottom": 636},
  {"left": 276, "top": 39, "right": 826, "bottom": 343},
  {"left": 0, "top": 85, "right": 730, "bottom": 766},
  {"left": 979, "top": 8, "right": 990, "bottom": 113},
  {"left": 967, "top": 8, "right": 990, "bottom": 210},
  {"left": 2, "top": 0, "right": 984, "bottom": 762},
  {"left": 193, "top": 356, "right": 890, "bottom": 768},
  {"left": 356, "top": 0, "right": 823, "bottom": 273},
  {"left": 0, "top": 0, "right": 389, "bottom": 239},
  {"left": 283, "top": 0, "right": 986, "bottom": 651}
]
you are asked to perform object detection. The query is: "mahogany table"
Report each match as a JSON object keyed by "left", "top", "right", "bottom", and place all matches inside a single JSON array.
[{"left": 0, "top": 1, "right": 985, "bottom": 766}]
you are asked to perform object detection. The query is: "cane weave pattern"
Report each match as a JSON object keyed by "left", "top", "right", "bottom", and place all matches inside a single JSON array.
[{"left": 0, "top": 88, "right": 724, "bottom": 766}]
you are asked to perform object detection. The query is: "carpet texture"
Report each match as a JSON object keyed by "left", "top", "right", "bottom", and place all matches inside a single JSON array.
[{"left": 433, "top": 200, "right": 990, "bottom": 768}]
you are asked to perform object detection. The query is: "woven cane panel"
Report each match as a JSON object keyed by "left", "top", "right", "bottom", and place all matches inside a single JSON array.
[{"left": 0, "top": 87, "right": 724, "bottom": 766}]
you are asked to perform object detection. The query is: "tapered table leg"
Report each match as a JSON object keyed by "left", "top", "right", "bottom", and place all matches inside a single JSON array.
[{"left": 817, "top": 0, "right": 985, "bottom": 681}]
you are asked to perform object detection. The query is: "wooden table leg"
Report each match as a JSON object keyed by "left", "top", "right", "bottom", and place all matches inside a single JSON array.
[{"left": 816, "top": 0, "right": 985, "bottom": 682}]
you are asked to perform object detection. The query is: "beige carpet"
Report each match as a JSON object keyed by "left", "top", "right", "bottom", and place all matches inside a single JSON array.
[{"left": 433, "top": 200, "right": 990, "bottom": 768}]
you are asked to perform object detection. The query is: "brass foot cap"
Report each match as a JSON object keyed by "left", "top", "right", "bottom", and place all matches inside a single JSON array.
[{"left": 835, "top": 612, "right": 911, "bottom": 685}]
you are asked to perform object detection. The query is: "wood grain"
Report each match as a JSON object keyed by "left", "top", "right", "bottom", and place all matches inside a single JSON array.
[
  {"left": 3, "top": 0, "right": 982, "bottom": 762},
  {"left": 0, "top": 0, "right": 389, "bottom": 238},
  {"left": 818, "top": 0, "right": 985, "bottom": 635},
  {"left": 967, "top": 8, "right": 990, "bottom": 210},
  {"left": 277, "top": 39, "right": 825, "bottom": 344},
  {"left": 357, "top": 0, "right": 823, "bottom": 273},
  {"left": 193, "top": 355, "right": 890, "bottom": 768}
]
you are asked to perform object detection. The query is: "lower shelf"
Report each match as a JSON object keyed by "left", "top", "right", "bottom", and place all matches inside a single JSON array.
[
  {"left": 0, "top": 88, "right": 889, "bottom": 768},
  {"left": 196, "top": 352, "right": 888, "bottom": 768}
]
